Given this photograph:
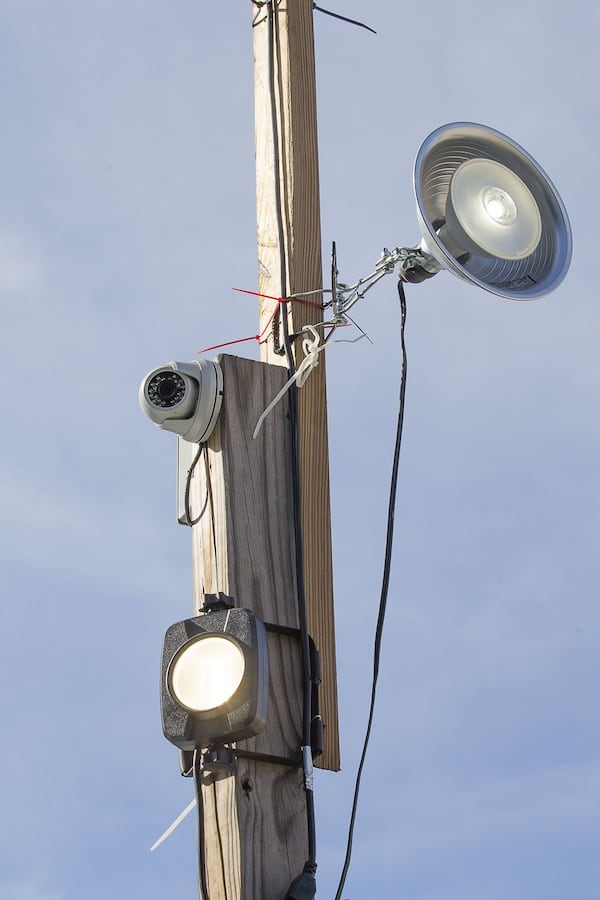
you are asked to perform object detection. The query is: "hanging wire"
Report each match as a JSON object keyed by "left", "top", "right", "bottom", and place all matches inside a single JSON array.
[
  {"left": 267, "top": 0, "right": 290, "bottom": 356},
  {"left": 267, "top": 0, "right": 319, "bottom": 884},
  {"left": 334, "top": 279, "right": 408, "bottom": 900},
  {"left": 202, "top": 446, "right": 220, "bottom": 587},
  {"left": 184, "top": 443, "right": 207, "bottom": 526},
  {"left": 253, "top": 325, "right": 327, "bottom": 438},
  {"left": 193, "top": 750, "right": 210, "bottom": 900},
  {"left": 312, "top": 2, "right": 376, "bottom": 34}
]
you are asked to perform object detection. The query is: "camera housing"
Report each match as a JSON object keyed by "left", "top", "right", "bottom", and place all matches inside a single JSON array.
[{"left": 139, "top": 359, "right": 223, "bottom": 443}]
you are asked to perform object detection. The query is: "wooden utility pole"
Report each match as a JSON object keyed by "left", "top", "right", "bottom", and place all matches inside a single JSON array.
[
  {"left": 252, "top": 0, "right": 339, "bottom": 774},
  {"left": 187, "top": 3, "right": 337, "bottom": 897},
  {"left": 191, "top": 355, "right": 311, "bottom": 899}
]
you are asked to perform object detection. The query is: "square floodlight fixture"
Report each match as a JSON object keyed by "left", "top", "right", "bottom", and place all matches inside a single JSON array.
[{"left": 161, "top": 608, "right": 269, "bottom": 751}]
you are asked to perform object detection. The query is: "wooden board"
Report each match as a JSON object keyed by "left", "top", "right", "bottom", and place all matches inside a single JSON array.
[
  {"left": 252, "top": 0, "right": 339, "bottom": 773},
  {"left": 190, "top": 355, "right": 308, "bottom": 899}
]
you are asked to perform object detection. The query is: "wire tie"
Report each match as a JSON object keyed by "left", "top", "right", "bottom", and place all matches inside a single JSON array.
[
  {"left": 253, "top": 325, "right": 325, "bottom": 439},
  {"left": 149, "top": 798, "right": 197, "bottom": 852},
  {"left": 302, "top": 745, "right": 314, "bottom": 792},
  {"left": 199, "top": 289, "right": 323, "bottom": 355}
]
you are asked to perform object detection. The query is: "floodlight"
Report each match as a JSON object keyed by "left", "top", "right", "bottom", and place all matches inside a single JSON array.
[
  {"left": 412, "top": 122, "right": 572, "bottom": 299},
  {"left": 444, "top": 158, "right": 542, "bottom": 260},
  {"left": 161, "top": 608, "right": 269, "bottom": 751},
  {"left": 170, "top": 636, "right": 246, "bottom": 711},
  {"left": 329, "top": 122, "right": 572, "bottom": 322}
]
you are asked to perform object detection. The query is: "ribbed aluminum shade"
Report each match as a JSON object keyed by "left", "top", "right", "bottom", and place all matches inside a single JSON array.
[{"left": 414, "top": 122, "right": 572, "bottom": 300}]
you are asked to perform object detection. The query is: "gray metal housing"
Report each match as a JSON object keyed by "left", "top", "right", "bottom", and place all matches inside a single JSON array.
[{"left": 414, "top": 122, "right": 572, "bottom": 300}]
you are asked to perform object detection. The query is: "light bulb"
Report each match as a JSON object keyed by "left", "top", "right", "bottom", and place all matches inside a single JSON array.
[
  {"left": 169, "top": 635, "right": 246, "bottom": 712},
  {"left": 444, "top": 158, "right": 542, "bottom": 260},
  {"left": 482, "top": 187, "right": 518, "bottom": 225}
]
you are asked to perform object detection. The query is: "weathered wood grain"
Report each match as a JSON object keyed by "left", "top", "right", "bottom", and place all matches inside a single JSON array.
[
  {"left": 190, "top": 355, "right": 308, "bottom": 899},
  {"left": 252, "top": 0, "right": 339, "bottom": 774}
]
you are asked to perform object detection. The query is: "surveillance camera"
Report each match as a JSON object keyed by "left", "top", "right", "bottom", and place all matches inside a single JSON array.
[{"left": 138, "top": 359, "right": 223, "bottom": 443}]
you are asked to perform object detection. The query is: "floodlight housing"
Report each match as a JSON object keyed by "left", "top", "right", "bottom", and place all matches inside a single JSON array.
[
  {"left": 412, "top": 122, "right": 572, "bottom": 300},
  {"left": 161, "top": 608, "right": 269, "bottom": 751}
]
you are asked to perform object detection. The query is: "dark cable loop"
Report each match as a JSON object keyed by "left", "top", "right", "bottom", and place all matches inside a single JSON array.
[
  {"left": 184, "top": 443, "right": 207, "bottom": 526},
  {"left": 334, "top": 280, "right": 408, "bottom": 900}
]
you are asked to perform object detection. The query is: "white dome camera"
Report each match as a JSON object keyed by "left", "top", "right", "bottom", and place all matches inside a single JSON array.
[{"left": 138, "top": 359, "right": 223, "bottom": 443}]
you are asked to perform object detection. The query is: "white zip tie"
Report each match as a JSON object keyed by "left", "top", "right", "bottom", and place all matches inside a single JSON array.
[
  {"left": 149, "top": 797, "right": 197, "bottom": 852},
  {"left": 253, "top": 326, "right": 326, "bottom": 439}
]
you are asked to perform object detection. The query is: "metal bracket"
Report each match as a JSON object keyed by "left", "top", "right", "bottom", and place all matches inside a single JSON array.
[
  {"left": 177, "top": 615, "right": 324, "bottom": 776},
  {"left": 201, "top": 592, "right": 235, "bottom": 613},
  {"left": 264, "top": 621, "right": 324, "bottom": 761},
  {"left": 330, "top": 243, "right": 428, "bottom": 318}
]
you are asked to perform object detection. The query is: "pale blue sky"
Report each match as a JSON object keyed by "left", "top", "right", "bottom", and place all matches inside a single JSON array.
[{"left": 1, "top": 1, "right": 598, "bottom": 898}]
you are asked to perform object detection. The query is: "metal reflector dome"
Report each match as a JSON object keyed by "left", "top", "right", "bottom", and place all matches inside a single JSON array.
[{"left": 414, "top": 122, "right": 572, "bottom": 300}]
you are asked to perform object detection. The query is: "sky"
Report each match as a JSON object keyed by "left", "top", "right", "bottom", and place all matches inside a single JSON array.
[{"left": 1, "top": 1, "right": 599, "bottom": 898}]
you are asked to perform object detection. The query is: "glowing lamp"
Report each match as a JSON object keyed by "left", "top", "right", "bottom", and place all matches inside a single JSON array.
[
  {"left": 413, "top": 122, "right": 572, "bottom": 299},
  {"left": 161, "top": 608, "right": 269, "bottom": 751},
  {"left": 444, "top": 158, "right": 542, "bottom": 260}
]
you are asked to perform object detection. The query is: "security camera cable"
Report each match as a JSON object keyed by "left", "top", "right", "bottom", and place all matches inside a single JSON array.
[
  {"left": 334, "top": 279, "right": 408, "bottom": 900},
  {"left": 184, "top": 443, "right": 207, "bottom": 526}
]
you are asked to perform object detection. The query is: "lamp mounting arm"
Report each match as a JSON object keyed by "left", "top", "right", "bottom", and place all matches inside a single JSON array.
[{"left": 331, "top": 244, "right": 438, "bottom": 319}]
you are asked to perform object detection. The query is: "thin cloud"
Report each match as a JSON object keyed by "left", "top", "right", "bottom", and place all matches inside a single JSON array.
[
  {"left": 0, "top": 880, "right": 63, "bottom": 900},
  {"left": 0, "top": 229, "right": 44, "bottom": 299}
]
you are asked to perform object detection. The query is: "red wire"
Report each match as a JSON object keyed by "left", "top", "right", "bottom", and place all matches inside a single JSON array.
[
  {"left": 198, "top": 287, "right": 323, "bottom": 354},
  {"left": 199, "top": 335, "right": 260, "bottom": 353},
  {"left": 233, "top": 287, "right": 323, "bottom": 309}
]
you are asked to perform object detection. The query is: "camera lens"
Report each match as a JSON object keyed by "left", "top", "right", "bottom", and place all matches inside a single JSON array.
[{"left": 147, "top": 371, "right": 187, "bottom": 408}]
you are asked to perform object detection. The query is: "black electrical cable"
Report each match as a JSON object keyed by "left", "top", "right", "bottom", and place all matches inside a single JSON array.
[
  {"left": 287, "top": 368, "right": 318, "bottom": 866},
  {"left": 267, "top": 0, "right": 318, "bottom": 885},
  {"left": 193, "top": 750, "right": 210, "bottom": 900},
  {"left": 312, "top": 2, "right": 377, "bottom": 34},
  {"left": 281, "top": 301, "right": 319, "bottom": 892},
  {"left": 334, "top": 280, "right": 408, "bottom": 900},
  {"left": 267, "top": 0, "right": 289, "bottom": 356},
  {"left": 269, "top": 0, "right": 313, "bottom": 763},
  {"left": 184, "top": 443, "right": 207, "bottom": 526}
]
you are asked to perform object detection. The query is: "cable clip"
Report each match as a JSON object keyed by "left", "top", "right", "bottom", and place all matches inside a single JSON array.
[
  {"left": 253, "top": 326, "right": 325, "bottom": 439},
  {"left": 301, "top": 745, "right": 314, "bottom": 792}
]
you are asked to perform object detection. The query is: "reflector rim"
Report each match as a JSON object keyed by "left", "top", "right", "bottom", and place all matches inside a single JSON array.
[{"left": 414, "top": 122, "right": 572, "bottom": 300}]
